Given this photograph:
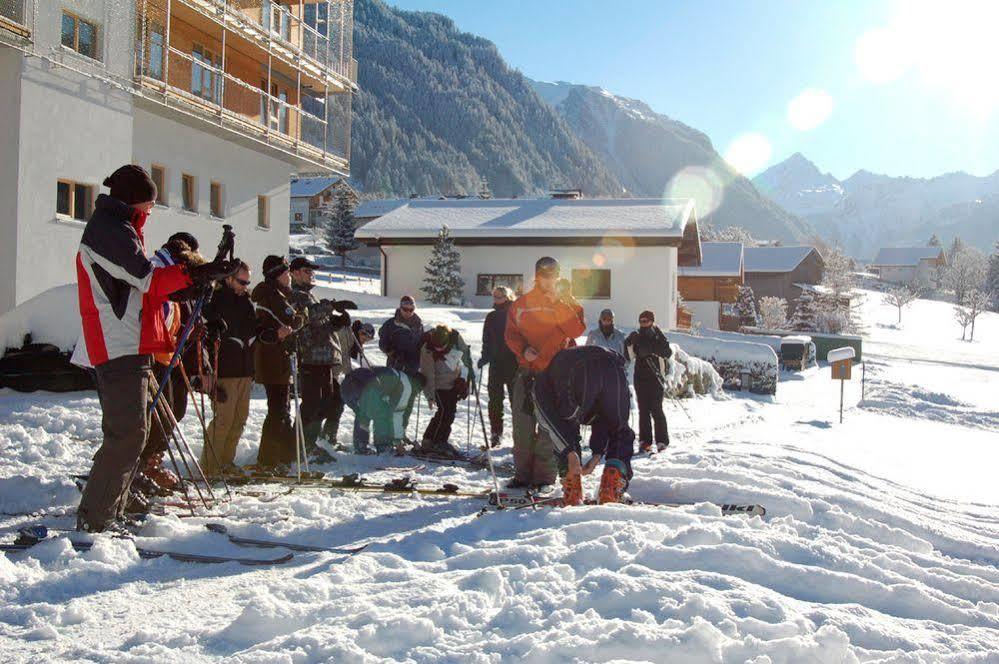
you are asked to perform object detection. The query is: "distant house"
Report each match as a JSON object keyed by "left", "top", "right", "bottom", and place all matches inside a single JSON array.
[
  {"left": 355, "top": 197, "right": 702, "bottom": 327},
  {"left": 678, "top": 242, "right": 744, "bottom": 331},
  {"left": 870, "top": 247, "right": 946, "bottom": 286},
  {"left": 743, "top": 246, "right": 825, "bottom": 311},
  {"left": 289, "top": 177, "right": 357, "bottom": 231}
]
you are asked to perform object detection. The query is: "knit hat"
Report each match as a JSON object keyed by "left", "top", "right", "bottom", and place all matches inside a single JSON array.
[
  {"left": 103, "top": 165, "right": 157, "bottom": 206},
  {"left": 428, "top": 325, "right": 451, "bottom": 350},
  {"left": 400, "top": 295, "right": 416, "bottom": 307},
  {"left": 168, "top": 232, "right": 199, "bottom": 253},
  {"left": 262, "top": 255, "right": 289, "bottom": 279},
  {"left": 639, "top": 310, "right": 655, "bottom": 322}
]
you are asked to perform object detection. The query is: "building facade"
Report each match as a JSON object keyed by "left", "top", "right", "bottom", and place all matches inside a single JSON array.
[
  {"left": 0, "top": 0, "right": 356, "bottom": 314},
  {"left": 356, "top": 198, "right": 701, "bottom": 329},
  {"left": 678, "top": 241, "right": 744, "bottom": 331},
  {"left": 743, "top": 246, "right": 825, "bottom": 312},
  {"left": 871, "top": 247, "right": 946, "bottom": 287}
]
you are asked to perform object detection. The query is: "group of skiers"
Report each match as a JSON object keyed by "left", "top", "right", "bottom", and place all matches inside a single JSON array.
[{"left": 73, "top": 165, "right": 676, "bottom": 533}]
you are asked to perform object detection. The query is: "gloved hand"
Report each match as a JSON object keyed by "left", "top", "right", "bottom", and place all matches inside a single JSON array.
[
  {"left": 188, "top": 259, "right": 238, "bottom": 285},
  {"left": 169, "top": 284, "right": 202, "bottom": 302},
  {"left": 310, "top": 300, "right": 337, "bottom": 319},
  {"left": 477, "top": 356, "right": 488, "bottom": 369},
  {"left": 206, "top": 318, "right": 227, "bottom": 340},
  {"left": 454, "top": 377, "right": 469, "bottom": 399},
  {"left": 328, "top": 311, "right": 351, "bottom": 330},
  {"left": 332, "top": 299, "right": 358, "bottom": 312}
]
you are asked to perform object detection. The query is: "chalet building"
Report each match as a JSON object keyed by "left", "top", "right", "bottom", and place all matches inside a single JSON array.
[
  {"left": 743, "top": 246, "right": 825, "bottom": 312},
  {"left": 870, "top": 247, "right": 946, "bottom": 287},
  {"left": 355, "top": 198, "right": 702, "bottom": 328},
  {"left": 678, "top": 242, "right": 744, "bottom": 331},
  {"left": 0, "top": 0, "right": 356, "bottom": 315},
  {"left": 289, "top": 176, "right": 356, "bottom": 230}
]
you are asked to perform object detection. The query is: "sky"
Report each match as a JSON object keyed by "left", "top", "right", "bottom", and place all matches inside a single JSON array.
[{"left": 386, "top": 0, "right": 999, "bottom": 180}]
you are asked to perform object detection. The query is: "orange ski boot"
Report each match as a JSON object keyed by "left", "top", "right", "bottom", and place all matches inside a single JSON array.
[
  {"left": 561, "top": 452, "right": 584, "bottom": 507},
  {"left": 597, "top": 460, "right": 628, "bottom": 504}
]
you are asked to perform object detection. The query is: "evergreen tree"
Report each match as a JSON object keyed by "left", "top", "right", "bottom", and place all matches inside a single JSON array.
[
  {"left": 477, "top": 176, "right": 492, "bottom": 199},
  {"left": 324, "top": 185, "right": 359, "bottom": 267},
  {"left": 734, "top": 285, "right": 760, "bottom": 327},
  {"left": 946, "top": 236, "right": 965, "bottom": 266},
  {"left": 986, "top": 241, "right": 999, "bottom": 312},
  {"left": 928, "top": 234, "right": 941, "bottom": 247},
  {"left": 788, "top": 291, "right": 818, "bottom": 332},
  {"left": 421, "top": 225, "right": 465, "bottom": 304}
]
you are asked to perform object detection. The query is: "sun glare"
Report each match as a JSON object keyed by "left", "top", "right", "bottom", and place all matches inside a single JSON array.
[
  {"left": 788, "top": 88, "right": 834, "bottom": 131},
  {"left": 665, "top": 166, "right": 725, "bottom": 218},
  {"left": 724, "top": 134, "right": 772, "bottom": 176}
]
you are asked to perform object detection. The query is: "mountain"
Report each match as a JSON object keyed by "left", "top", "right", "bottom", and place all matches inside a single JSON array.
[
  {"left": 530, "top": 80, "right": 811, "bottom": 243},
  {"left": 349, "top": 0, "right": 623, "bottom": 198},
  {"left": 754, "top": 154, "right": 999, "bottom": 257}
]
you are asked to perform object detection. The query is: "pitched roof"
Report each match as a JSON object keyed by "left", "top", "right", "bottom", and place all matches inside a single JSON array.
[
  {"left": 678, "top": 242, "right": 743, "bottom": 277},
  {"left": 290, "top": 177, "right": 340, "bottom": 198},
  {"left": 744, "top": 246, "right": 819, "bottom": 273},
  {"left": 871, "top": 247, "right": 944, "bottom": 267},
  {"left": 354, "top": 199, "right": 411, "bottom": 219},
  {"left": 354, "top": 198, "right": 696, "bottom": 239}
]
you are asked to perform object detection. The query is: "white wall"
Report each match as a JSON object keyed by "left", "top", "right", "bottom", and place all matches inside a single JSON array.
[
  {"left": 290, "top": 197, "right": 311, "bottom": 227},
  {"left": 686, "top": 300, "right": 720, "bottom": 330},
  {"left": 879, "top": 266, "right": 917, "bottom": 285},
  {"left": 132, "top": 109, "right": 291, "bottom": 278},
  {"left": 0, "top": 50, "right": 23, "bottom": 314},
  {"left": 380, "top": 243, "right": 678, "bottom": 329}
]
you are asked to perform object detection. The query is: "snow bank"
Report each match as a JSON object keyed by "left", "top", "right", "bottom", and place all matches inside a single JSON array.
[
  {"left": 0, "top": 285, "right": 81, "bottom": 354},
  {"left": 671, "top": 331, "right": 779, "bottom": 394}
]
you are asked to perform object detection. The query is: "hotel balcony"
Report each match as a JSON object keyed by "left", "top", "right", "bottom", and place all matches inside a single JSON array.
[
  {"left": 0, "top": 0, "right": 32, "bottom": 40},
  {"left": 135, "top": 0, "right": 354, "bottom": 174}
]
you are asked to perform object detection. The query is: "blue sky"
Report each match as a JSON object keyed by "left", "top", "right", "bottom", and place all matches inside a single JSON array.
[{"left": 386, "top": 0, "right": 999, "bottom": 180}]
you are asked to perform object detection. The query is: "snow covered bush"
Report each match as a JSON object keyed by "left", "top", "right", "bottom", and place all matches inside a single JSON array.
[
  {"left": 670, "top": 331, "right": 778, "bottom": 395},
  {"left": 788, "top": 292, "right": 818, "bottom": 331},
  {"left": 661, "top": 344, "right": 723, "bottom": 398},
  {"left": 758, "top": 296, "right": 788, "bottom": 331},
  {"left": 421, "top": 225, "right": 465, "bottom": 305}
]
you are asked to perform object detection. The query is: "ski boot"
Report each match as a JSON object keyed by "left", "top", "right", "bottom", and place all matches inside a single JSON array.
[
  {"left": 307, "top": 447, "right": 337, "bottom": 465},
  {"left": 144, "top": 453, "right": 179, "bottom": 491},
  {"left": 506, "top": 478, "right": 530, "bottom": 490},
  {"left": 638, "top": 441, "right": 654, "bottom": 454},
  {"left": 132, "top": 471, "right": 170, "bottom": 498},
  {"left": 489, "top": 432, "right": 502, "bottom": 448},
  {"left": 561, "top": 452, "right": 583, "bottom": 507},
  {"left": 597, "top": 460, "right": 629, "bottom": 504},
  {"left": 421, "top": 440, "right": 463, "bottom": 460}
]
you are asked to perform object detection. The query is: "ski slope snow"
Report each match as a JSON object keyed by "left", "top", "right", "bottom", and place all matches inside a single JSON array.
[{"left": 0, "top": 289, "right": 997, "bottom": 662}]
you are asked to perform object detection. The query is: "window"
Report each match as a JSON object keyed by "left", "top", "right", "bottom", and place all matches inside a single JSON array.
[
  {"left": 571, "top": 268, "right": 611, "bottom": 299},
  {"left": 257, "top": 195, "right": 270, "bottom": 228},
  {"left": 191, "top": 44, "right": 219, "bottom": 103},
  {"left": 148, "top": 22, "right": 164, "bottom": 80},
  {"left": 210, "top": 181, "right": 224, "bottom": 218},
  {"left": 476, "top": 274, "right": 524, "bottom": 296},
  {"left": 262, "top": 1, "right": 290, "bottom": 41},
  {"left": 56, "top": 180, "right": 93, "bottom": 221},
  {"left": 61, "top": 11, "right": 99, "bottom": 60},
  {"left": 150, "top": 164, "right": 167, "bottom": 205},
  {"left": 181, "top": 174, "right": 197, "bottom": 212}
]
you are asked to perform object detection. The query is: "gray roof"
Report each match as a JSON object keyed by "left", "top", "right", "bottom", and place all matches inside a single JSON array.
[
  {"left": 744, "top": 246, "right": 819, "bottom": 273},
  {"left": 354, "top": 198, "right": 695, "bottom": 239},
  {"left": 353, "top": 199, "right": 412, "bottom": 219},
  {"left": 678, "top": 242, "right": 743, "bottom": 277},
  {"left": 872, "top": 247, "right": 944, "bottom": 267},
  {"left": 290, "top": 177, "right": 340, "bottom": 198}
]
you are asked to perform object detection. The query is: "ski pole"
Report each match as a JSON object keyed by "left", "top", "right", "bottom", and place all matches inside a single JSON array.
[
  {"left": 471, "top": 373, "right": 503, "bottom": 508},
  {"left": 178, "top": 364, "right": 232, "bottom": 499},
  {"left": 150, "top": 383, "right": 217, "bottom": 506},
  {"left": 290, "top": 353, "right": 308, "bottom": 482},
  {"left": 149, "top": 390, "right": 210, "bottom": 510},
  {"left": 149, "top": 405, "right": 196, "bottom": 517}
]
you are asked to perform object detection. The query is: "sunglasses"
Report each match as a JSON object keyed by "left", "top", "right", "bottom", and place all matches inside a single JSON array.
[
  {"left": 235, "top": 278, "right": 251, "bottom": 286},
  {"left": 401, "top": 306, "right": 415, "bottom": 313},
  {"left": 639, "top": 319, "right": 652, "bottom": 325}
]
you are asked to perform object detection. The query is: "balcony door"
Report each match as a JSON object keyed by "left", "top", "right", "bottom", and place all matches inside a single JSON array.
[{"left": 261, "top": 1, "right": 291, "bottom": 42}]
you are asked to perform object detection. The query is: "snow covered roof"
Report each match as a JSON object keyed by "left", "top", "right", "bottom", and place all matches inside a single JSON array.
[
  {"left": 678, "top": 242, "right": 743, "bottom": 277},
  {"left": 744, "top": 246, "right": 819, "bottom": 273},
  {"left": 290, "top": 177, "right": 341, "bottom": 198},
  {"left": 354, "top": 199, "right": 412, "bottom": 219},
  {"left": 871, "top": 247, "right": 944, "bottom": 267},
  {"left": 354, "top": 198, "right": 696, "bottom": 240}
]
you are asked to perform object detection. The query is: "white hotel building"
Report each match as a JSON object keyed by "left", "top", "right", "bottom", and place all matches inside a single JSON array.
[{"left": 0, "top": 0, "right": 356, "bottom": 314}]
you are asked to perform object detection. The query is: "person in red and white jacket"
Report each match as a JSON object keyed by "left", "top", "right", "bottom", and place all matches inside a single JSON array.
[{"left": 75, "top": 165, "right": 233, "bottom": 532}]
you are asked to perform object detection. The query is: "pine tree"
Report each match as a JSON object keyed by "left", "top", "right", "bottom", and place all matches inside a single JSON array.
[
  {"left": 734, "top": 285, "right": 760, "bottom": 328},
  {"left": 788, "top": 291, "right": 818, "bottom": 332},
  {"left": 477, "top": 176, "right": 492, "bottom": 199},
  {"left": 986, "top": 241, "right": 999, "bottom": 312},
  {"left": 946, "top": 236, "right": 965, "bottom": 266},
  {"left": 324, "top": 185, "right": 359, "bottom": 267},
  {"left": 421, "top": 225, "right": 465, "bottom": 305}
]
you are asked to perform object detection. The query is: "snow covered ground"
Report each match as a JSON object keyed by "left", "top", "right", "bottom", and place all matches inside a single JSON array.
[{"left": 1, "top": 289, "right": 997, "bottom": 662}]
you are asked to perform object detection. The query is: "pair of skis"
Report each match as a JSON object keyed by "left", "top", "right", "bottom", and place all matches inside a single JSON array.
[
  {"left": 485, "top": 491, "right": 766, "bottom": 517},
  {"left": 1, "top": 524, "right": 368, "bottom": 566},
  {"left": 225, "top": 472, "right": 491, "bottom": 498}
]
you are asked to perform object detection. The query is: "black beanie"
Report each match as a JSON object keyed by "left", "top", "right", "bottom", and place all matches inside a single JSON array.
[
  {"left": 103, "top": 165, "right": 157, "bottom": 206},
  {"left": 168, "top": 231, "right": 199, "bottom": 252},
  {"left": 639, "top": 310, "right": 655, "bottom": 322},
  {"left": 263, "top": 255, "right": 289, "bottom": 279}
]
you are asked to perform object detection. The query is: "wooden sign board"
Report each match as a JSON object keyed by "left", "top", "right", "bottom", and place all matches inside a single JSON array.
[{"left": 831, "top": 360, "right": 852, "bottom": 380}]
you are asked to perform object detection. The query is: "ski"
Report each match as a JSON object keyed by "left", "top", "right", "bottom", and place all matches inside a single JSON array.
[
  {"left": 411, "top": 451, "right": 515, "bottom": 474},
  {"left": 1, "top": 529, "right": 294, "bottom": 566},
  {"left": 484, "top": 493, "right": 765, "bottom": 516},
  {"left": 221, "top": 473, "right": 490, "bottom": 498},
  {"left": 204, "top": 523, "right": 367, "bottom": 554}
]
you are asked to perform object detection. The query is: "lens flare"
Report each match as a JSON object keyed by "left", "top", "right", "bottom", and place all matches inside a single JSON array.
[
  {"left": 787, "top": 88, "right": 834, "bottom": 131},
  {"left": 665, "top": 166, "right": 726, "bottom": 219},
  {"left": 724, "top": 134, "right": 773, "bottom": 176},
  {"left": 854, "top": 28, "right": 912, "bottom": 84}
]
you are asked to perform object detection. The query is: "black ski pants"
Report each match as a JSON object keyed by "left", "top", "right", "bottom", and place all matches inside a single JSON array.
[
  {"left": 77, "top": 354, "right": 152, "bottom": 531},
  {"left": 635, "top": 374, "right": 669, "bottom": 446},
  {"left": 256, "top": 384, "right": 294, "bottom": 466},
  {"left": 423, "top": 387, "right": 460, "bottom": 446},
  {"left": 298, "top": 364, "right": 344, "bottom": 449},
  {"left": 486, "top": 364, "right": 516, "bottom": 435}
]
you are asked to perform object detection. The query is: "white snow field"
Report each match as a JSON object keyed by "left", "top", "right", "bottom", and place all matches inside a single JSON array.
[{"left": 1, "top": 288, "right": 997, "bottom": 662}]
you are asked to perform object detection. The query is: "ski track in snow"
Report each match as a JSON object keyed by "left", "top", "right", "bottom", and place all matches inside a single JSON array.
[{"left": 1, "top": 293, "right": 998, "bottom": 662}]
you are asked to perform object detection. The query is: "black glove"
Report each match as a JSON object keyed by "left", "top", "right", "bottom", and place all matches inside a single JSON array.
[
  {"left": 332, "top": 299, "right": 358, "bottom": 312},
  {"left": 205, "top": 318, "right": 227, "bottom": 340},
  {"left": 328, "top": 311, "right": 350, "bottom": 331},
  {"left": 310, "top": 300, "right": 337, "bottom": 319},
  {"left": 169, "top": 285, "right": 202, "bottom": 302},
  {"left": 477, "top": 356, "right": 488, "bottom": 369},
  {"left": 454, "top": 377, "right": 469, "bottom": 400},
  {"left": 189, "top": 259, "right": 238, "bottom": 285}
]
